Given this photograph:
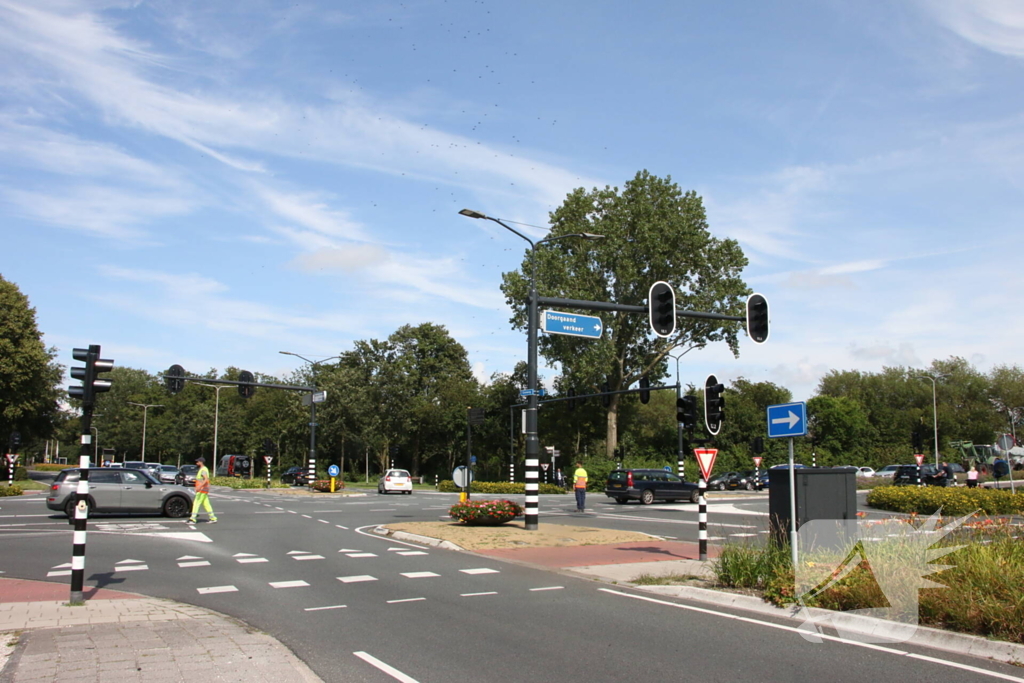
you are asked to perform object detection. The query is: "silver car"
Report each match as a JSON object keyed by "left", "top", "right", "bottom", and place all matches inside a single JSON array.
[
  {"left": 46, "top": 468, "right": 194, "bottom": 518},
  {"left": 158, "top": 465, "right": 180, "bottom": 484}
]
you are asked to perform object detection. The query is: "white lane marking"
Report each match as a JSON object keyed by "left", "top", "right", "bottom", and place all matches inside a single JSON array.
[
  {"left": 305, "top": 605, "right": 347, "bottom": 612},
  {"left": 318, "top": 519, "right": 329, "bottom": 524},
  {"left": 460, "top": 568, "right": 499, "bottom": 575},
  {"left": 52, "top": 563, "right": 72, "bottom": 569},
  {"left": 730, "top": 533, "right": 757, "bottom": 537},
  {"left": 353, "top": 651, "right": 420, "bottom": 683},
  {"left": 287, "top": 550, "right": 310, "bottom": 555},
  {"left": 198, "top": 585, "right": 238, "bottom": 594},
  {"left": 369, "top": 509, "right": 396, "bottom": 512},
  {"left": 387, "top": 597, "right": 426, "bottom": 604},
  {"left": 353, "top": 525, "right": 429, "bottom": 550},
  {"left": 335, "top": 525, "right": 349, "bottom": 529},
  {"left": 234, "top": 553, "right": 257, "bottom": 557},
  {"left": 46, "top": 570, "right": 71, "bottom": 577},
  {"left": 302, "top": 514, "right": 312, "bottom": 518},
  {"left": 178, "top": 560, "right": 211, "bottom": 568},
  {"left": 115, "top": 564, "right": 148, "bottom": 572},
  {"left": 116, "top": 559, "right": 145, "bottom": 564},
  {"left": 337, "top": 575, "right": 377, "bottom": 583},
  {"left": 255, "top": 511, "right": 286, "bottom": 514},
  {"left": 237, "top": 557, "right": 268, "bottom": 564},
  {"left": 275, "top": 507, "right": 284, "bottom": 510},
  {"left": 530, "top": 586, "right": 564, "bottom": 592},
  {"left": 401, "top": 572, "right": 439, "bottom": 579},
  {"left": 461, "top": 592, "right": 498, "bottom": 597},
  {"left": 288, "top": 510, "right": 297, "bottom": 514},
  {"left": 293, "top": 555, "right": 324, "bottom": 561},
  {"left": 396, "top": 551, "right": 428, "bottom": 556},
  {"left": 346, "top": 553, "right": 377, "bottom": 558},
  {"left": 387, "top": 547, "right": 407, "bottom": 551},
  {"left": 338, "top": 548, "right": 361, "bottom": 552},
  {"left": 269, "top": 580, "right": 310, "bottom": 589},
  {"left": 178, "top": 555, "right": 202, "bottom": 560}
]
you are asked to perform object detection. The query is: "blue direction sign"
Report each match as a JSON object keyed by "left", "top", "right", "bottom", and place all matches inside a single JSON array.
[
  {"left": 541, "top": 310, "right": 603, "bottom": 339},
  {"left": 767, "top": 402, "right": 807, "bottom": 438},
  {"left": 327, "top": 464, "right": 340, "bottom": 477}
]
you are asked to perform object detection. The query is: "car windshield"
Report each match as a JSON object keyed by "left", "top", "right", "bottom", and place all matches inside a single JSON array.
[
  {"left": 180, "top": 466, "right": 198, "bottom": 474},
  {"left": 161, "top": 465, "right": 177, "bottom": 472},
  {"left": 390, "top": 470, "right": 410, "bottom": 478}
]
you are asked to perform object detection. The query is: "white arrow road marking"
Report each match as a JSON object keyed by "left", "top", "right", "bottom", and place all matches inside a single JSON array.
[
  {"left": 177, "top": 555, "right": 202, "bottom": 560},
  {"left": 771, "top": 410, "right": 800, "bottom": 428}
]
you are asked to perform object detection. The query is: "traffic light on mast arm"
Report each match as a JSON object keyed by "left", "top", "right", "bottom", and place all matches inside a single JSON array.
[
  {"left": 746, "top": 293, "right": 769, "bottom": 344},
  {"left": 639, "top": 376, "right": 650, "bottom": 405},
  {"left": 648, "top": 281, "right": 676, "bottom": 338},
  {"left": 704, "top": 374, "right": 725, "bottom": 436},
  {"left": 676, "top": 395, "right": 698, "bottom": 430},
  {"left": 68, "top": 345, "right": 114, "bottom": 404}
]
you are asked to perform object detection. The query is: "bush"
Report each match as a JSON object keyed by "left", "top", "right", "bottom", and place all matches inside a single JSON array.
[
  {"left": 437, "top": 480, "right": 565, "bottom": 495},
  {"left": 0, "top": 466, "right": 28, "bottom": 481},
  {"left": 209, "top": 477, "right": 289, "bottom": 489},
  {"left": 30, "top": 463, "right": 71, "bottom": 472},
  {"left": 448, "top": 499, "right": 524, "bottom": 525},
  {"left": 866, "top": 486, "right": 1024, "bottom": 516},
  {"left": 0, "top": 485, "right": 24, "bottom": 497}
]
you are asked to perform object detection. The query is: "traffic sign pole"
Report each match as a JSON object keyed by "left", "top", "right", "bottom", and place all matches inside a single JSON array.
[
  {"left": 694, "top": 448, "right": 718, "bottom": 562},
  {"left": 788, "top": 437, "right": 798, "bottom": 571}
]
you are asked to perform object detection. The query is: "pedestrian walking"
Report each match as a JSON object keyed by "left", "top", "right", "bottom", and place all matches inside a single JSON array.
[
  {"left": 188, "top": 456, "right": 218, "bottom": 524},
  {"left": 940, "top": 461, "right": 956, "bottom": 486},
  {"left": 554, "top": 467, "right": 565, "bottom": 489},
  {"left": 966, "top": 465, "right": 979, "bottom": 488},
  {"left": 573, "top": 461, "right": 588, "bottom": 512}
]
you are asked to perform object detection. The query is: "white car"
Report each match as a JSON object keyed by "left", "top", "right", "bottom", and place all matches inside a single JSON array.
[
  {"left": 875, "top": 465, "right": 900, "bottom": 478},
  {"left": 378, "top": 469, "right": 413, "bottom": 495},
  {"left": 856, "top": 466, "right": 875, "bottom": 477}
]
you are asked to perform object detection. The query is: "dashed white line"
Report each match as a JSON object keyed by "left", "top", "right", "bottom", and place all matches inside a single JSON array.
[
  {"left": 198, "top": 585, "right": 237, "bottom": 595},
  {"left": 302, "top": 514, "right": 312, "bottom": 518},
  {"left": 530, "top": 586, "right": 564, "bottom": 592},
  {"left": 269, "top": 580, "right": 310, "bottom": 589},
  {"left": 460, "top": 568, "right": 499, "bottom": 575},
  {"left": 337, "top": 575, "right": 377, "bottom": 583},
  {"left": 178, "top": 560, "right": 211, "bottom": 568},
  {"left": 396, "top": 551, "right": 428, "bottom": 556},
  {"left": 461, "top": 592, "right": 498, "bottom": 597},
  {"left": 237, "top": 557, "right": 268, "bottom": 564},
  {"left": 305, "top": 605, "right": 347, "bottom": 612},
  {"left": 293, "top": 555, "right": 325, "bottom": 561},
  {"left": 346, "top": 553, "right": 377, "bottom": 558},
  {"left": 401, "top": 572, "right": 439, "bottom": 579},
  {"left": 318, "top": 519, "right": 329, "bottom": 524},
  {"left": 115, "top": 564, "right": 148, "bottom": 572},
  {"left": 335, "top": 525, "right": 349, "bottom": 529},
  {"left": 387, "top": 597, "right": 426, "bottom": 604}
]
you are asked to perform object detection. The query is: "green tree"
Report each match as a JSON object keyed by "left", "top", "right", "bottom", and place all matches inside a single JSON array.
[
  {"left": 500, "top": 171, "right": 751, "bottom": 458},
  {"left": 806, "top": 395, "right": 872, "bottom": 466},
  {"left": 0, "top": 275, "right": 63, "bottom": 448}
]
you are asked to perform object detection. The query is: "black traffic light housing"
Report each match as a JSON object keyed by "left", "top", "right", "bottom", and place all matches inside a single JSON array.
[
  {"left": 567, "top": 387, "right": 576, "bottom": 410},
  {"left": 677, "top": 395, "right": 698, "bottom": 430},
  {"left": 750, "top": 436, "right": 764, "bottom": 454},
  {"left": 8, "top": 431, "right": 21, "bottom": 452},
  {"left": 68, "top": 345, "right": 114, "bottom": 404},
  {"left": 639, "top": 376, "right": 650, "bottom": 405},
  {"left": 704, "top": 374, "right": 725, "bottom": 436},
  {"left": 746, "top": 293, "right": 769, "bottom": 344},
  {"left": 238, "top": 370, "right": 256, "bottom": 399},
  {"left": 165, "top": 364, "right": 186, "bottom": 395},
  {"left": 602, "top": 381, "right": 611, "bottom": 408},
  {"left": 648, "top": 281, "right": 676, "bottom": 338}
]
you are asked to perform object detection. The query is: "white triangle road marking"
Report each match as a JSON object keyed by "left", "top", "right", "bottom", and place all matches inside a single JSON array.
[
  {"left": 233, "top": 553, "right": 257, "bottom": 557},
  {"left": 116, "top": 559, "right": 145, "bottom": 564},
  {"left": 177, "top": 555, "right": 203, "bottom": 561}
]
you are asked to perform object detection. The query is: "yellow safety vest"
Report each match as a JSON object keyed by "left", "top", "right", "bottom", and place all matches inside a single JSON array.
[
  {"left": 574, "top": 468, "right": 588, "bottom": 489},
  {"left": 195, "top": 465, "right": 210, "bottom": 494}
]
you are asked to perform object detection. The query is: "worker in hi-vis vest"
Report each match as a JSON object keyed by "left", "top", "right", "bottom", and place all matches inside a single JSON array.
[
  {"left": 188, "top": 456, "right": 218, "bottom": 524},
  {"left": 573, "top": 461, "right": 588, "bottom": 513}
]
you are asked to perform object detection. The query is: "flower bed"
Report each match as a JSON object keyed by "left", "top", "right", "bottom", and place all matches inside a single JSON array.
[{"left": 449, "top": 499, "right": 524, "bottom": 525}]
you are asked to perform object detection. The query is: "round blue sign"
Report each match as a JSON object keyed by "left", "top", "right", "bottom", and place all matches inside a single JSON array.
[{"left": 328, "top": 464, "right": 340, "bottom": 477}]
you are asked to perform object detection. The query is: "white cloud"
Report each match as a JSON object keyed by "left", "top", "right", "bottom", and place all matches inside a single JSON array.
[
  {"left": 923, "top": 0, "right": 1024, "bottom": 58},
  {"left": 291, "top": 245, "right": 390, "bottom": 273}
]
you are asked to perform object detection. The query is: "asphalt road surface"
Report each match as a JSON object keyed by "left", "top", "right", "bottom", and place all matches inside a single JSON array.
[{"left": 2, "top": 487, "right": 1022, "bottom": 683}]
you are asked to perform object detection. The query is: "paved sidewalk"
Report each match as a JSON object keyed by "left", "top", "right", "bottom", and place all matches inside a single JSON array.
[{"left": 0, "top": 578, "right": 321, "bottom": 683}]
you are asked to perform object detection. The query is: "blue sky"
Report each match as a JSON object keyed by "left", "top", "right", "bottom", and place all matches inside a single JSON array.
[{"left": 2, "top": 0, "right": 1023, "bottom": 401}]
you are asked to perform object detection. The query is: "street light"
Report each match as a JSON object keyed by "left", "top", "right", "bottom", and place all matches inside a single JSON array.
[
  {"left": 460, "top": 208, "right": 602, "bottom": 530},
  {"left": 912, "top": 373, "right": 940, "bottom": 467},
  {"left": 195, "top": 384, "right": 234, "bottom": 465},
  {"left": 279, "top": 351, "right": 341, "bottom": 489},
  {"left": 127, "top": 402, "right": 163, "bottom": 461}
]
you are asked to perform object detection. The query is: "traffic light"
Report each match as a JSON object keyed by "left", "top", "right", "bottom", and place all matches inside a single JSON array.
[
  {"left": 750, "top": 436, "right": 764, "bottom": 454},
  {"left": 639, "top": 376, "right": 650, "bottom": 405},
  {"left": 602, "top": 381, "right": 611, "bottom": 408},
  {"left": 648, "top": 281, "right": 676, "bottom": 338},
  {"left": 676, "top": 395, "right": 698, "bottom": 430},
  {"left": 165, "top": 364, "right": 186, "bottom": 395},
  {"left": 238, "top": 370, "right": 256, "bottom": 399},
  {"left": 567, "top": 387, "right": 576, "bottom": 410},
  {"left": 746, "top": 293, "right": 769, "bottom": 344},
  {"left": 68, "top": 345, "right": 114, "bottom": 404},
  {"left": 704, "top": 374, "right": 725, "bottom": 436},
  {"left": 263, "top": 438, "right": 277, "bottom": 457},
  {"left": 8, "top": 431, "right": 21, "bottom": 451}
]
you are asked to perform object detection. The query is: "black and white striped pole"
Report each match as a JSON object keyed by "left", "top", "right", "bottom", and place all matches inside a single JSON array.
[
  {"left": 66, "top": 345, "right": 114, "bottom": 603},
  {"left": 694, "top": 447, "right": 718, "bottom": 562}
]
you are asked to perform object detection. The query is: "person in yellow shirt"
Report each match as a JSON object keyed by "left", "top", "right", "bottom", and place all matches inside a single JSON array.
[
  {"left": 573, "top": 461, "right": 588, "bottom": 513},
  {"left": 188, "top": 456, "right": 218, "bottom": 524}
]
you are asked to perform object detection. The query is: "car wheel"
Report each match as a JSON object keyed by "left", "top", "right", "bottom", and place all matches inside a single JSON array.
[
  {"left": 64, "top": 497, "right": 92, "bottom": 519},
  {"left": 163, "top": 496, "right": 190, "bottom": 518},
  {"left": 639, "top": 489, "right": 655, "bottom": 505},
  {"left": 689, "top": 490, "right": 700, "bottom": 504},
  {"left": 404, "top": 490, "right": 412, "bottom": 495},
  {"left": 615, "top": 497, "right": 628, "bottom": 504}
]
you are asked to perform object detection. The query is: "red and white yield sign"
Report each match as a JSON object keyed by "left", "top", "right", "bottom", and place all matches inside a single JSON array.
[
  {"left": 694, "top": 448, "right": 719, "bottom": 482},
  {"left": 752, "top": 456, "right": 763, "bottom": 468},
  {"left": 914, "top": 453, "right": 925, "bottom": 466},
  {"left": 264, "top": 456, "right": 274, "bottom": 465}
]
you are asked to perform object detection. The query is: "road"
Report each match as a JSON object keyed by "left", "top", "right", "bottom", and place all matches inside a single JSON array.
[{"left": 2, "top": 486, "right": 1022, "bottom": 682}]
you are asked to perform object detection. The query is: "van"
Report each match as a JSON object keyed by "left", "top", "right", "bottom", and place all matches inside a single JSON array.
[{"left": 216, "top": 454, "right": 251, "bottom": 478}]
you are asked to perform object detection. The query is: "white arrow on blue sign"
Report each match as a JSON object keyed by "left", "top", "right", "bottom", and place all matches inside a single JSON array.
[
  {"left": 541, "top": 310, "right": 603, "bottom": 339},
  {"left": 766, "top": 402, "right": 807, "bottom": 438},
  {"left": 327, "top": 464, "right": 340, "bottom": 477}
]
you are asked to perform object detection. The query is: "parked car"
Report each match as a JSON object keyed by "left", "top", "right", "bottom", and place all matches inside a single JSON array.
[
  {"left": 216, "top": 454, "right": 251, "bottom": 478},
  {"left": 726, "top": 470, "right": 763, "bottom": 491},
  {"left": 875, "top": 464, "right": 901, "bottom": 478},
  {"left": 281, "top": 466, "right": 309, "bottom": 486},
  {"left": 708, "top": 471, "right": 739, "bottom": 491},
  {"left": 378, "top": 469, "right": 413, "bottom": 494},
  {"left": 605, "top": 468, "right": 700, "bottom": 505},
  {"left": 893, "top": 464, "right": 953, "bottom": 487},
  {"left": 144, "top": 462, "right": 162, "bottom": 478},
  {"left": 175, "top": 464, "right": 199, "bottom": 487},
  {"left": 46, "top": 468, "right": 194, "bottom": 518},
  {"left": 123, "top": 460, "right": 146, "bottom": 471},
  {"left": 158, "top": 465, "right": 179, "bottom": 484}
]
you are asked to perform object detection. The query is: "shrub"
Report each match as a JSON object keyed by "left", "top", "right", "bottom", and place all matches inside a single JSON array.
[
  {"left": 0, "top": 485, "right": 24, "bottom": 497},
  {"left": 866, "top": 486, "right": 1024, "bottom": 516},
  {"left": 209, "top": 477, "right": 289, "bottom": 489},
  {"left": 29, "top": 463, "right": 71, "bottom": 472},
  {"left": 437, "top": 480, "right": 565, "bottom": 495},
  {"left": 0, "top": 466, "right": 27, "bottom": 481},
  {"left": 449, "top": 499, "right": 524, "bottom": 525}
]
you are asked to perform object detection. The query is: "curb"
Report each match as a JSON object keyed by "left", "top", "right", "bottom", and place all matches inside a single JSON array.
[
  {"left": 630, "top": 584, "right": 1024, "bottom": 665},
  {"left": 372, "top": 525, "right": 464, "bottom": 551}
]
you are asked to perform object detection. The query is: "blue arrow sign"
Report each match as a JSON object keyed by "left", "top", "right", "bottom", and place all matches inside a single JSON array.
[
  {"left": 519, "top": 389, "right": 547, "bottom": 397},
  {"left": 767, "top": 402, "right": 807, "bottom": 438},
  {"left": 541, "top": 310, "right": 603, "bottom": 339},
  {"left": 327, "top": 464, "right": 340, "bottom": 477}
]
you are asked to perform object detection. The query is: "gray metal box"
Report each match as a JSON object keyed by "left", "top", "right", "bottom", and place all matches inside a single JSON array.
[{"left": 768, "top": 468, "right": 857, "bottom": 543}]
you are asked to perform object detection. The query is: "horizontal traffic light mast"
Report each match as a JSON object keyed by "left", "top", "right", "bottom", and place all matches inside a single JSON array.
[{"left": 162, "top": 368, "right": 315, "bottom": 396}]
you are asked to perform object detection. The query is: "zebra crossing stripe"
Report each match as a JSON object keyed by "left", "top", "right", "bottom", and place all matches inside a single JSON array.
[
  {"left": 178, "top": 560, "right": 211, "bottom": 568},
  {"left": 459, "top": 568, "right": 499, "bottom": 575},
  {"left": 292, "top": 555, "right": 325, "bottom": 560},
  {"left": 337, "top": 575, "right": 377, "bottom": 583},
  {"left": 269, "top": 580, "right": 310, "bottom": 588},
  {"left": 401, "top": 572, "right": 439, "bottom": 579},
  {"left": 346, "top": 553, "right": 377, "bottom": 558},
  {"left": 197, "top": 585, "right": 238, "bottom": 594}
]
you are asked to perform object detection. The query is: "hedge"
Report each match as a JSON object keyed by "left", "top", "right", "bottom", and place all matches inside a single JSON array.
[
  {"left": 209, "top": 477, "right": 290, "bottom": 489},
  {"left": 0, "top": 485, "right": 24, "bottom": 497},
  {"left": 29, "top": 463, "right": 70, "bottom": 472},
  {"left": 866, "top": 486, "right": 1024, "bottom": 516},
  {"left": 437, "top": 480, "right": 566, "bottom": 495},
  {"left": 0, "top": 466, "right": 28, "bottom": 481}
]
